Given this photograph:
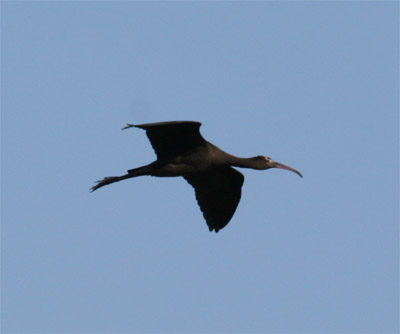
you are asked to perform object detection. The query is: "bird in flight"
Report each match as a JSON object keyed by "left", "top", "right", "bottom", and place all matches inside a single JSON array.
[{"left": 91, "top": 121, "right": 302, "bottom": 232}]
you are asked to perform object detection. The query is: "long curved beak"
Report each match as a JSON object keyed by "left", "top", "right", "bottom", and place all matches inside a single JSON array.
[{"left": 273, "top": 162, "right": 303, "bottom": 178}]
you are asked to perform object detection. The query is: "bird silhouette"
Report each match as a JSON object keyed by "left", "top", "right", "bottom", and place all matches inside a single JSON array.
[{"left": 91, "top": 121, "right": 302, "bottom": 232}]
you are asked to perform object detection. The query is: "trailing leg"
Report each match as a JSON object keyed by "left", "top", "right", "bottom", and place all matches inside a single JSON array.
[
  {"left": 91, "top": 174, "right": 133, "bottom": 192},
  {"left": 91, "top": 164, "right": 153, "bottom": 192}
]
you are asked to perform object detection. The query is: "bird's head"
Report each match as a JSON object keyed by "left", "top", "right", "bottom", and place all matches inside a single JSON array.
[{"left": 254, "top": 155, "right": 303, "bottom": 178}]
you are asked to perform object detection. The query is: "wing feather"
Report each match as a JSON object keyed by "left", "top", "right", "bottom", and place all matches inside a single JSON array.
[
  {"left": 184, "top": 167, "right": 244, "bottom": 232},
  {"left": 124, "top": 121, "right": 206, "bottom": 160}
]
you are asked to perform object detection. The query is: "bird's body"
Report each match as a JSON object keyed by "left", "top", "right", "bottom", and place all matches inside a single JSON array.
[
  {"left": 145, "top": 146, "right": 215, "bottom": 176},
  {"left": 92, "top": 121, "right": 302, "bottom": 232}
]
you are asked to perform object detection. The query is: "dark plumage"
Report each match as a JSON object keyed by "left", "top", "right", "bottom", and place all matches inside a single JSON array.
[{"left": 91, "top": 121, "right": 302, "bottom": 232}]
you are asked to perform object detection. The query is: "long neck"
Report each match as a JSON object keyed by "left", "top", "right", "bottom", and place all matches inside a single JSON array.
[
  {"left": 225, "top": 155, "right": 258, "bottom": 169},
  {"left": 209, "top": 143, "right": 260, "bottom": 169}
]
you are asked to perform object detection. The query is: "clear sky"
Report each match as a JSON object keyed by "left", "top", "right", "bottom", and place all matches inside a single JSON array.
[{"left": 2, "top": 1, "right": 398, "bottom": 333}]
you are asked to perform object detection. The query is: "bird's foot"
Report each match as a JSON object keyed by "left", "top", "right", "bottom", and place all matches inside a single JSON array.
[{"left": 90, "top": 176, "right": 118, "bottom": 192}]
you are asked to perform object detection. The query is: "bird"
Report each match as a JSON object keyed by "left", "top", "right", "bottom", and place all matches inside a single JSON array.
[{"left": 91, "top": 121, "right": 302, "bottom": 232}]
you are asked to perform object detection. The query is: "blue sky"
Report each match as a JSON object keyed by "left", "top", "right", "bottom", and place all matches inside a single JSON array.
[{"left": 2, "top": 2, "right": 398, "bottom": 333}]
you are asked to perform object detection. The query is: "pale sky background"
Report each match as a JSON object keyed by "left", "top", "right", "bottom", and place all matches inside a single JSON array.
[{"left": 1, "top": 1, "right": 399, "bottom": 333}]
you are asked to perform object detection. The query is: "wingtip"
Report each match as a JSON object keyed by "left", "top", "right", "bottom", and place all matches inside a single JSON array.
[{"left": 122, "top": 124, "right": 135, "bottom": 130}]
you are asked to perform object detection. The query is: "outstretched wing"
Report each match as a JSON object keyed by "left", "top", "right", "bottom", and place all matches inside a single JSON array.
[
  {"left": 184, "top": 167, "right": 245, "bottom": 232},
  {"left": 123, "top": 121, "right": 206, "bottom": 160}
]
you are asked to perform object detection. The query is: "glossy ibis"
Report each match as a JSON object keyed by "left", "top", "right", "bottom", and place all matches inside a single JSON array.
[{"left": 91, "top": 121, "right": 302, "bottom": 232}]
